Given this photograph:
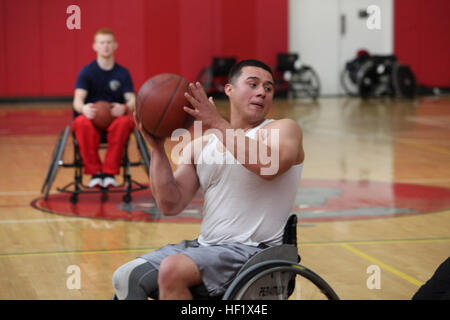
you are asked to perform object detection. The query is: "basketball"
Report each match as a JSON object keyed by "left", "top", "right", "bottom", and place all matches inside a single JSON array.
[
  {"left": 92, "top": 101, "right": 114, "bottom": 131},
  {"left": 136, "top": 73, "right": 194, "bottom": 138}
]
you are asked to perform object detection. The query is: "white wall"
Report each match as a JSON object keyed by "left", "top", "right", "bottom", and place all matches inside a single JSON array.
[
  {"left": 289, "top": 0, "right": 341, "bottom": 95},
  {"left": 289, "top": 0, "right": 393, "bottom": 96}
]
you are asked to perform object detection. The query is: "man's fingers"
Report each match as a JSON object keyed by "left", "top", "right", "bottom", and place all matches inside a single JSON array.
[
  {"left": 194, "top": 82, "right": 209, "bottom": 100},
  {"left": 185, "top": 85, "right": 215, "bottom": 111},
  {"left": 184, "top": 91, "right": 201, "bottom": 109},
  {"left": 183, "top": 105, "right": 198, "bottom": 117},
  {"left": 208, "top": 97, "right": 217, "bottom": 109},
  {"left": 188, "top": 82, "right": 209, "bottom": 102}
]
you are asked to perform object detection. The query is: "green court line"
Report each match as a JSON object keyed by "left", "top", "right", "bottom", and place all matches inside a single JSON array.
[
  {"left": 0, "top": 237, "right": 448, "bottom": 258},
  {"left": 0, "top": 247, "right": 157, "bottom": 258},
  {"left": 299, "top": 237, "right": 450, "bottom": 246}
]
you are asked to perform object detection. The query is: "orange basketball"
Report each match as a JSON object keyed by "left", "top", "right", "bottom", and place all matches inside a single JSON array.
[
  {"left": 136, "top": 74, "right": 194, "bottom": 138},
  {"left": 92, "top": 101, "right": 114, "bottom": 131}
]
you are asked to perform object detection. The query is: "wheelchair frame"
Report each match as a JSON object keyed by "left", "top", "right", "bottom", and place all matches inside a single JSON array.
[
  {"left": 341, "top": 54, "right": 417, "bottom": 99},
  {"left": 41, "top": 125, "right": 150, "bottom": 204},
  {"left": 274, "top": 53, "right": 321, "bottom": 100},
  {"left": 139, "top": 215, "right": 339, "bottom": 300},
  {"left": 220, "top": 215, "right": 338, "bottom": 300},
  {"left": 195, "top": 57, "right": 237, "bottom": 98},
  {"left": 223, "top": 259, "right": 339, "bottom": 300}
]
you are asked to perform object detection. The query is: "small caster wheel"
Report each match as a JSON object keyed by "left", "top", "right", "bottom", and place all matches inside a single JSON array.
[
  {"left": 101, "top": 192, "right": 108, "bottom": 203},
  {"left": 123, "top": 194, "right": 132, "bottom": 203},
  {"left": 70, "top": 194, "right": 78, "bottom": 204}
]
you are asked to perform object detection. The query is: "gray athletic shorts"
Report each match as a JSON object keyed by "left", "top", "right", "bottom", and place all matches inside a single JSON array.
[{"left": 140, "top": 239, "right": 263, "bottom": 297}]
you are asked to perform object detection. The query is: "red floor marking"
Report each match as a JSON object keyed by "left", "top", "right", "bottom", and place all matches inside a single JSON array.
[{"left": 31, "top": 180, "right": 450, "bottom": 223}]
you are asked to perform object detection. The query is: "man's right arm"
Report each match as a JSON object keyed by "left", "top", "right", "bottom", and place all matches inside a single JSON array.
[
  {"left": 73, "top": 88, "right": 87, "bottom": 113},
  {"left": 73, "top": 88, "right": 95, "bottom": 119},
  {"left": 149, "top": 146, "right": 200, "bottom": 216},
  {"left": 136, "top": 115, "right": 200, "bottom": 216}
]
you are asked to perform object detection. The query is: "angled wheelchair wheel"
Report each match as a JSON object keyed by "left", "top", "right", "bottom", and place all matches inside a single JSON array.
[
  {"left": 41, "top": 126, "right": 71, "bottom": 199},
  {"left": 300, "top": 66, "right": 321, "bottom": 99},
  {"left": 340, "top": 68, "right": 359, "bottom": 97},
  {"left": 392, "top": 64, "right": 417, "bottom": 99},
  {"left": 134, "top": 129, "right": 150, "bottom": 174},
  {"left": 290, "top": 66, "right": 321, "bottom": 100},
  {"left": 223, "top": 260, "right": 339, "bottom": 300}
]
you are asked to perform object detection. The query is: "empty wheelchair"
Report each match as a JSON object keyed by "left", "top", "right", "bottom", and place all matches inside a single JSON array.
[
  {"left": 341, "top": 50, "right": 417, "bottom": 99},
  {"left": 41, "top": 125, "right": 150, "bottom": 204},
  {"left": 274, "top": 53, "right": 321, "bottom": 100},
  {"left": 133, "top": 215, "right": 339, "bottom": 300},
  {"left": 196, "top": 57, "right": 237, "bottom": 98}
]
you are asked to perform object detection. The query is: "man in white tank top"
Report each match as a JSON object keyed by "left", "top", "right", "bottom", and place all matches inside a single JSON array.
[{"left": 113, "top": 60, "right": 304, "bottom": 300}]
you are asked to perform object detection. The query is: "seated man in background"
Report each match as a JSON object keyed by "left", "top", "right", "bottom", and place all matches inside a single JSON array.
[{"left": 72, "top": 28, "right": 136, "bottom": 188}]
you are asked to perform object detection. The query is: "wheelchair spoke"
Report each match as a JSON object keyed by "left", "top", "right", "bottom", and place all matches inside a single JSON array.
[{"left": 223, "top": 260, "right": 339, "bottom": 300}]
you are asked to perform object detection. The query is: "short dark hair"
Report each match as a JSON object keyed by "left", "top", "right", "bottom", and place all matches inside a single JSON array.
[{"left": 228, "top": 59, "right": 274, "bottom": 84}]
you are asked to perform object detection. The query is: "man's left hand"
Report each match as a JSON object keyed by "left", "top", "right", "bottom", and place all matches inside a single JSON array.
[{"left": 111, "top": 103, "right": 127, "bottom": 117}]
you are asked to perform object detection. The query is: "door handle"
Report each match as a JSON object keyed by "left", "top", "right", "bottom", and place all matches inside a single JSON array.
[{"left": 340, "top": 14, "right": 346, "bottom": 36}]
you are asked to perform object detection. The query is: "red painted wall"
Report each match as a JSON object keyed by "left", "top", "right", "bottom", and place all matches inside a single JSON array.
[
  {"left": 0, "top": 0, "right": 287, "bottom": 97},
  {"left": 394, "top": 0, "right": 450, "bottom": 87}
]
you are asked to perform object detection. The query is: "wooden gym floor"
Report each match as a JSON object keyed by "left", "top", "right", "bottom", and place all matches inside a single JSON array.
[{"left": 0, "top": 96, "right": 449, "bottom": 300}]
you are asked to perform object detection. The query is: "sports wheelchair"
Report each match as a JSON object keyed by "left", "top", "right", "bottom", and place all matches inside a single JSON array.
[
  {"left": 136, "top": 215, "right": 339, "bottom": 300},
  {"left": 195, "top": 57, "right": 237, "bottom": 98},
  {"left": 274, "top": 53, "right": 321, "bottom": 100},
  {"left": 41, "top": 125, "right": 150, "bottom": 204},
  {"left": 341, "top": 50, "right": 417, "bottom": 99}
]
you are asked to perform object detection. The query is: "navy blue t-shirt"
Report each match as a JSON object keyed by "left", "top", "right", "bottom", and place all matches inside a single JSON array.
[{"left": 74, "top": 60, "right": 134, "bottom": 116}]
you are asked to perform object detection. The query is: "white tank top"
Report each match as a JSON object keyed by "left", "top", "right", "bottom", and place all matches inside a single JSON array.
[{"left": 196, "top": 119, "right": 303, "bottom": 247}]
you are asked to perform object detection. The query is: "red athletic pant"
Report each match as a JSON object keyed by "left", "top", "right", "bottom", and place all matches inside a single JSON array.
[{"left": 72, "top": 115, "right": 135, "bottom": 175}]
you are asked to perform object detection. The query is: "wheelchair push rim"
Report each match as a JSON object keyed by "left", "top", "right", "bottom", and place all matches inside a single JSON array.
[{"left": 223, "top": 259, "right": 339, "bottom": 300}]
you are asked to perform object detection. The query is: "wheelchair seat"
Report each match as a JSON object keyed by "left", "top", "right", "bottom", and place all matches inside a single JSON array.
[
  {"left": 189, "top": 214, "right": 301, "bottom": 300},
  {"left": 191, "top": 214, "right": 339, "bottom": 300}
]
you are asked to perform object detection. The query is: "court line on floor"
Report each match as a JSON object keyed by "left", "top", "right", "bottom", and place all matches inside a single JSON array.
[
  {"left": 339, "top": 243, "right": 424, "bottom": 287},
  {"left": 393, "top": 138, "right": 450, "bottom": 157},
  {"left": 0, "top": 191, "right": 41, "bottom": 196},
  {"left": 300, "top": 237, "right": 450, "bottom": 246},
  {"left": 0, "top": 217, "right": 88, "bottom": 224},
  {"left": 0, "top": 237, "right": 448, "bottom": 259},
  {"left": 0, "top": 247, "right": 156, "bottom": 258}
]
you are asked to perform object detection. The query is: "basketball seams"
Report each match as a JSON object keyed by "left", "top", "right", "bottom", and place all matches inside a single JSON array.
[
  {"left": 137, "top": 74, "right": 176, "bottom": 129},
  {"left": 153, "top": 76, "right": 183, "bottom": 136},
  {"left": 92, "top": 101, "right": 114, "bottom": 131},
  {"left": 137, "top": 74, "right": 192, "bottom": 138}
]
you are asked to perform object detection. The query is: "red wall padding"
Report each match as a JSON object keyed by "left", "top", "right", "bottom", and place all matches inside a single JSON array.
[
  {"left": 394, "top": 0, "right": 450, "bottom": 87},
  {"left": 0, "top": 0, "right": 287, "bottom": 97}
]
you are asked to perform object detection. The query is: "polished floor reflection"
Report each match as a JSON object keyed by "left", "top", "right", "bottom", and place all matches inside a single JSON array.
[{"left": 0, "top": 96, "right": 449, "bottom": 299}]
